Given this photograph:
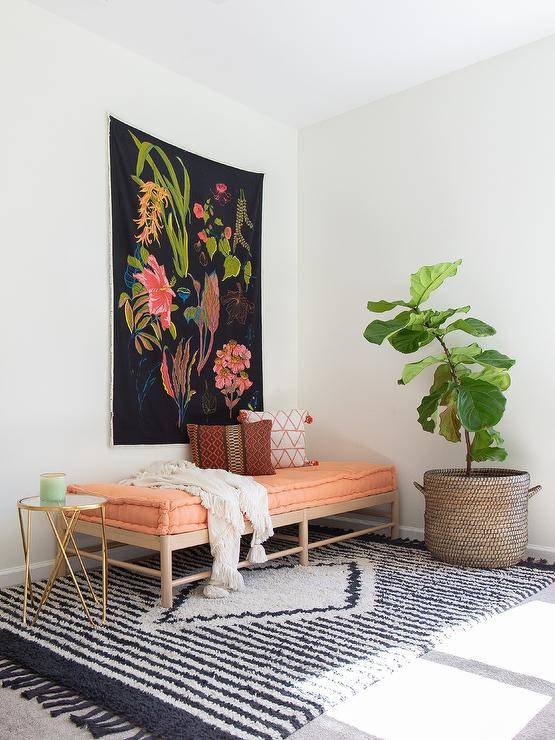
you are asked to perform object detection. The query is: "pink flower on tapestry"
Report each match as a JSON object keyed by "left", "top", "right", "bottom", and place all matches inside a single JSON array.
[
  {"left": 213, "top": 340, "right": 253, "bottom": 416},
  {"left": 224, "top": 226, "right": 232, "bottom": 240},
  {"left": 193, "top": 203, "right": 204, "bottom": 219},
  {"left": 198, "top": 230, "right": 208, "bottom": 243},
  {"left": 134, "top": 255, "right": 175, "bottom": 330}
]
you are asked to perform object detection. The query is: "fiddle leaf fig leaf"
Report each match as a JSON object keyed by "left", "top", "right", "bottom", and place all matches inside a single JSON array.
[
  {"left": 427, "top": 306, "right": 471, "bottom": 328},
  {"left": 457, "top": 377, "right": 506, "bottom": 432},
  {"left": 409, "top": 259, "right": 462, "bottom": 306},
  {"left": 389, "top": 328, "right": 434, "bottom": 354},
  {"left": 363, "top": 311, "right": 412, "bottom": 345},
  {"left": 417, "top": 383, "right": 449, "bottom": 433},
  {"left": 398, "top": 354, "right": 445, "bottom": 385},
  {"left": 367, "top": 299, "right": 411, "bottom": 313},
  {"left": 469, "top": 366, "right": 511, "bottom": 391},
  {"left": 439, "top": 402, "right": 461, "bottom": 442},
  {"left": 445, "top": 317, "right": 496, "bottom": 337},
  {"left": 430, "top": 363, "right": 452, "bottom": 393},
  {"left": 450, "top": 343, "right": 483, "bottom": 365},
  {"left": 471, "top": 428, "right": 508, "bottom": 462},
  {"left": 475, "top": 350, "right": 516, "bottom": 369}
]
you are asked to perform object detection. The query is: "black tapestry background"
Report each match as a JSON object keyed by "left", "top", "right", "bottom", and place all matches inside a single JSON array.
[{"left": 110, "top": 117, "right": 263, "bottom": 444}]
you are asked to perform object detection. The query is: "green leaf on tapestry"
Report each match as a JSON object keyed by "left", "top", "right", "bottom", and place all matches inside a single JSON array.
[
  {"left": 218, "top": 237, "right": 231, "bottom": 256},
  {"left": 184, "top": 306, "right": 200, "bottom": 322},
  {"left": 141, "top": 332, "right": 161, "bottom": 349},
  {"left": 223, "top": 255, "right": 241, "bottom": 280},
  {"left": 439, "top": 402, "right": 461, "bottom": 443},
  {"left": 363, "top": 311, "right": 412, "bottom": 345},
  {"left": 127, "top": 255, "right": 142, "bottom": 271},
  {"left": 389, "top": 328, "right": 434, "bottom": 354},
  {"left": 206, "top": 236, "right": 217, "bottom": 260},
  {"left": 475, "top": 350, "right": 516, "bottom": 369},
  {"left": 118, "top": 292, "right": 129, "bottom": 308},
  {"left": 131, "top": 282, "right": 145, "bottom": 298},
  {"left": 124, "top": 301, "right": 134, "bottom": 332},
  {"left": 409, "top": 259, "right": 462, "bottom": 307},
  {"left": 244, "top": 260, "right": 252, "bottom": 288},
  {"left": 169, "top": 322, "right": 177, "bottom": 340},
  {"left": 457, "top": 377, "right": 506, "bottom": 432},
  {"left": 170, "top": 304, "right": 179, "bottom": 311},
  {"left": 417, "top": 383, "right": 448, "bottom": 433},
  {"left": 136, "top": 315, "right": 150, "bottom": 331},
  {"left": 367, "top": 299, "right": 411, "bottom": 313},
  {"left": 214, "top": 218, "right": 223, "bottom": 226},
  {"left": 135, "top": 141, "right": 154, "bottom": 177},
  {"left": 139, "top": 246, "right": 149, "bottom": 265},
  {"left": 445, "top": 317, "right": 496, "bottom": 337},
  {"left": 398, "top": 354, "right": 445, "bottom": 385}
]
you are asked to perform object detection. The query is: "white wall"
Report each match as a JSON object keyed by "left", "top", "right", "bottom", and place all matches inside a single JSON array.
[
  {"left": 299, "top": 36, "right": 555, "bottom": 553},
  {"left": 0, "top": 0, "right": 297, "bottom": 578}
]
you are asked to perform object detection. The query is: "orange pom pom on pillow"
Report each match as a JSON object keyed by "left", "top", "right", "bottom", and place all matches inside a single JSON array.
[{"left": 238, "top": 409, "right": 317, "bottom": 469}]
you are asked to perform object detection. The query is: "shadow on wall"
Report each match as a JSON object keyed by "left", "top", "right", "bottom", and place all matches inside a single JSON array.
[{"left": 307, "top": 423, "right": 394, "bottom": 467}]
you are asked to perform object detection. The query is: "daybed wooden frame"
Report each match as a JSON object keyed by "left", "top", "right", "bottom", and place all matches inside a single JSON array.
[{"left": 67, "top": 490, "right": 399, "bottom": 608}]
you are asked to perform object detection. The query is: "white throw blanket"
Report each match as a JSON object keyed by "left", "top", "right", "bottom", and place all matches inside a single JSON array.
[{"left": 120, "top": 461, "right": 273, "bottom": 599}]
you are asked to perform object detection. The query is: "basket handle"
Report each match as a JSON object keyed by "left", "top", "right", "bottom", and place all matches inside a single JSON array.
[
  {"left": 529, "top": 484, "right": 542, "bottom": 499},
  {"left": 413, "top": 481, "right": 426, "bottom": 495}
]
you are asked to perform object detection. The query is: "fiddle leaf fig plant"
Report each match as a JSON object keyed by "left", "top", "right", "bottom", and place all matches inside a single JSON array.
[{"left": 364, "top": 259, "right": 515, "bottom": 475}]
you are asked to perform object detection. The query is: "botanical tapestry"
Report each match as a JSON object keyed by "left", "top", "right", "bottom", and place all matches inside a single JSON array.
[{"left": 110, "top": 118, "right": 263, "bottom": 444}]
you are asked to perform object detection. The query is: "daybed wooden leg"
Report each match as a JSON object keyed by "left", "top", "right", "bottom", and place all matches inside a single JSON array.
[
  {"left": 391, "top": 496, "right": 400, "bottom": 539},
  {"left": 160, "top": 535, "right": 173, "bottom": 608},
  {"left": 299, "top": 513, "right": 309, "bottom": 566}
]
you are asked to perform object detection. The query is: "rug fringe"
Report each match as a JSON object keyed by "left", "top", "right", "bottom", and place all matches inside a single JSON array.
[{"left": 0, "top": 658, "right": 153, "bottom": 738}]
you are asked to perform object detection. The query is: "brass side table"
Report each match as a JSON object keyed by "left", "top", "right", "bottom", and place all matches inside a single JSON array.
[{"left": 17, "top": 495, "right": 108, "bottom": 627}]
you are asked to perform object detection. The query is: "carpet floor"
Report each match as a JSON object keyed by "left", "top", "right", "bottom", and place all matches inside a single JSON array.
[{"left": 1, "top": 535, "right": 554, "bottom": 739}]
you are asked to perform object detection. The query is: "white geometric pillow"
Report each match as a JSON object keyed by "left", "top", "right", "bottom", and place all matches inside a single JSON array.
[{"left": 238, "top": 409, "right": 315, "bottom": 469}]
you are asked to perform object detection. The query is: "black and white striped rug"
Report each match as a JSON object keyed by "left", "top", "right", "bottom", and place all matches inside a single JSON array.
[{"left": 1, "top": 534, "right": 554, "bottom": 739}]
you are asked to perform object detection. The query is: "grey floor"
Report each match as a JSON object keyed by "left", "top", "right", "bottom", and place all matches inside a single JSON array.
[{"left": 2, "top": 583, "right": 555, "bottom": 740}]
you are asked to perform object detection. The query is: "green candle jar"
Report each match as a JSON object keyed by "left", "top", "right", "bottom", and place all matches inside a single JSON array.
[{"left": 40, "top": 472, "right": 67, "bottom": 504}]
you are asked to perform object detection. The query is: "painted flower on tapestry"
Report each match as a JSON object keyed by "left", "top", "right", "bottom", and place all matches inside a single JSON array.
[
  {"left": 160, "top": 337, "right": 198, "bottom": 428},
  {"left": 222, "top": 283, "right": 255, "bottom": 325},
  {"left": 213, "top": 340, "right": 252, "bottom": 417},
  {"left": 193, "top": 203, "right": 204, "bottom": 219},
  {"left": 198, "top": 231, "right": 208, "bottom": 243},
  {"left": 224, "top": 226, "right": 232, "bottom": 240},
  {"left": 134, "top": 181, "right": 169, "bottom": 246},
  {"left": 213, "top": 182, "right": 231, "bottom": 205},
  {"left": 134, "top": 254, "right": 175, "bottom": 330}
]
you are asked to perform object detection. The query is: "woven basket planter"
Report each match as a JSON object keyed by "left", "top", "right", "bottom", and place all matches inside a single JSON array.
[{"left": 414, "top": 469, "right": 541, "bottom": 568}]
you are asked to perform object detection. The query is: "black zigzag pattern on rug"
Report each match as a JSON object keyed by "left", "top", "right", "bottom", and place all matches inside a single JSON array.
[{"left": 1, "top": 533, "right": 555, "bottom": 740}]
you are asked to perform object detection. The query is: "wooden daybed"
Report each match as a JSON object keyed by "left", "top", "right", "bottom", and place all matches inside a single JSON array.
[{"left": 66, "top": 461, "right": 398, "bottom": 608}]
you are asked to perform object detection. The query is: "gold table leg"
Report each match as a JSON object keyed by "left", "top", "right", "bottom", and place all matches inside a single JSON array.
[
  {"left": 18, "top": 508, "right": 35, "bottom": 625},
  {"left": 30, "top": 510, "right": 81, "bottom": 626}
]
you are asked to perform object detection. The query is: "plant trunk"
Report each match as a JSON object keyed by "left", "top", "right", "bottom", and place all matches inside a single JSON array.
[
  {"left": 437, "top": 335, "right": 473, "bottom": 476},
  {"left": 464, "top": 430, "right": 472, "bottom": 477}
]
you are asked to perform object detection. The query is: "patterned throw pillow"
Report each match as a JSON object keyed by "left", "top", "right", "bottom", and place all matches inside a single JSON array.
[
  {"left": 238, "top": 409, "right": 316, "bottom": 469},
  {"left": 186, "top": 420, "right": 275, "bottom": 476}
]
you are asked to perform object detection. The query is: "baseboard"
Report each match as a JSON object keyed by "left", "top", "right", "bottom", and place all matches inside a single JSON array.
[
  {"left": 0, "top": 545, "right": 149, "bottom": 588},
  {"left": 319, "top": 515, "right": 555, "bottom": 562}
]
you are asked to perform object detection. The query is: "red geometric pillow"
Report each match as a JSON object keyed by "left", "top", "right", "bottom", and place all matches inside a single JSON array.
[{"left": 186, "top": 420, "right": 275, "bottom": 476}]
